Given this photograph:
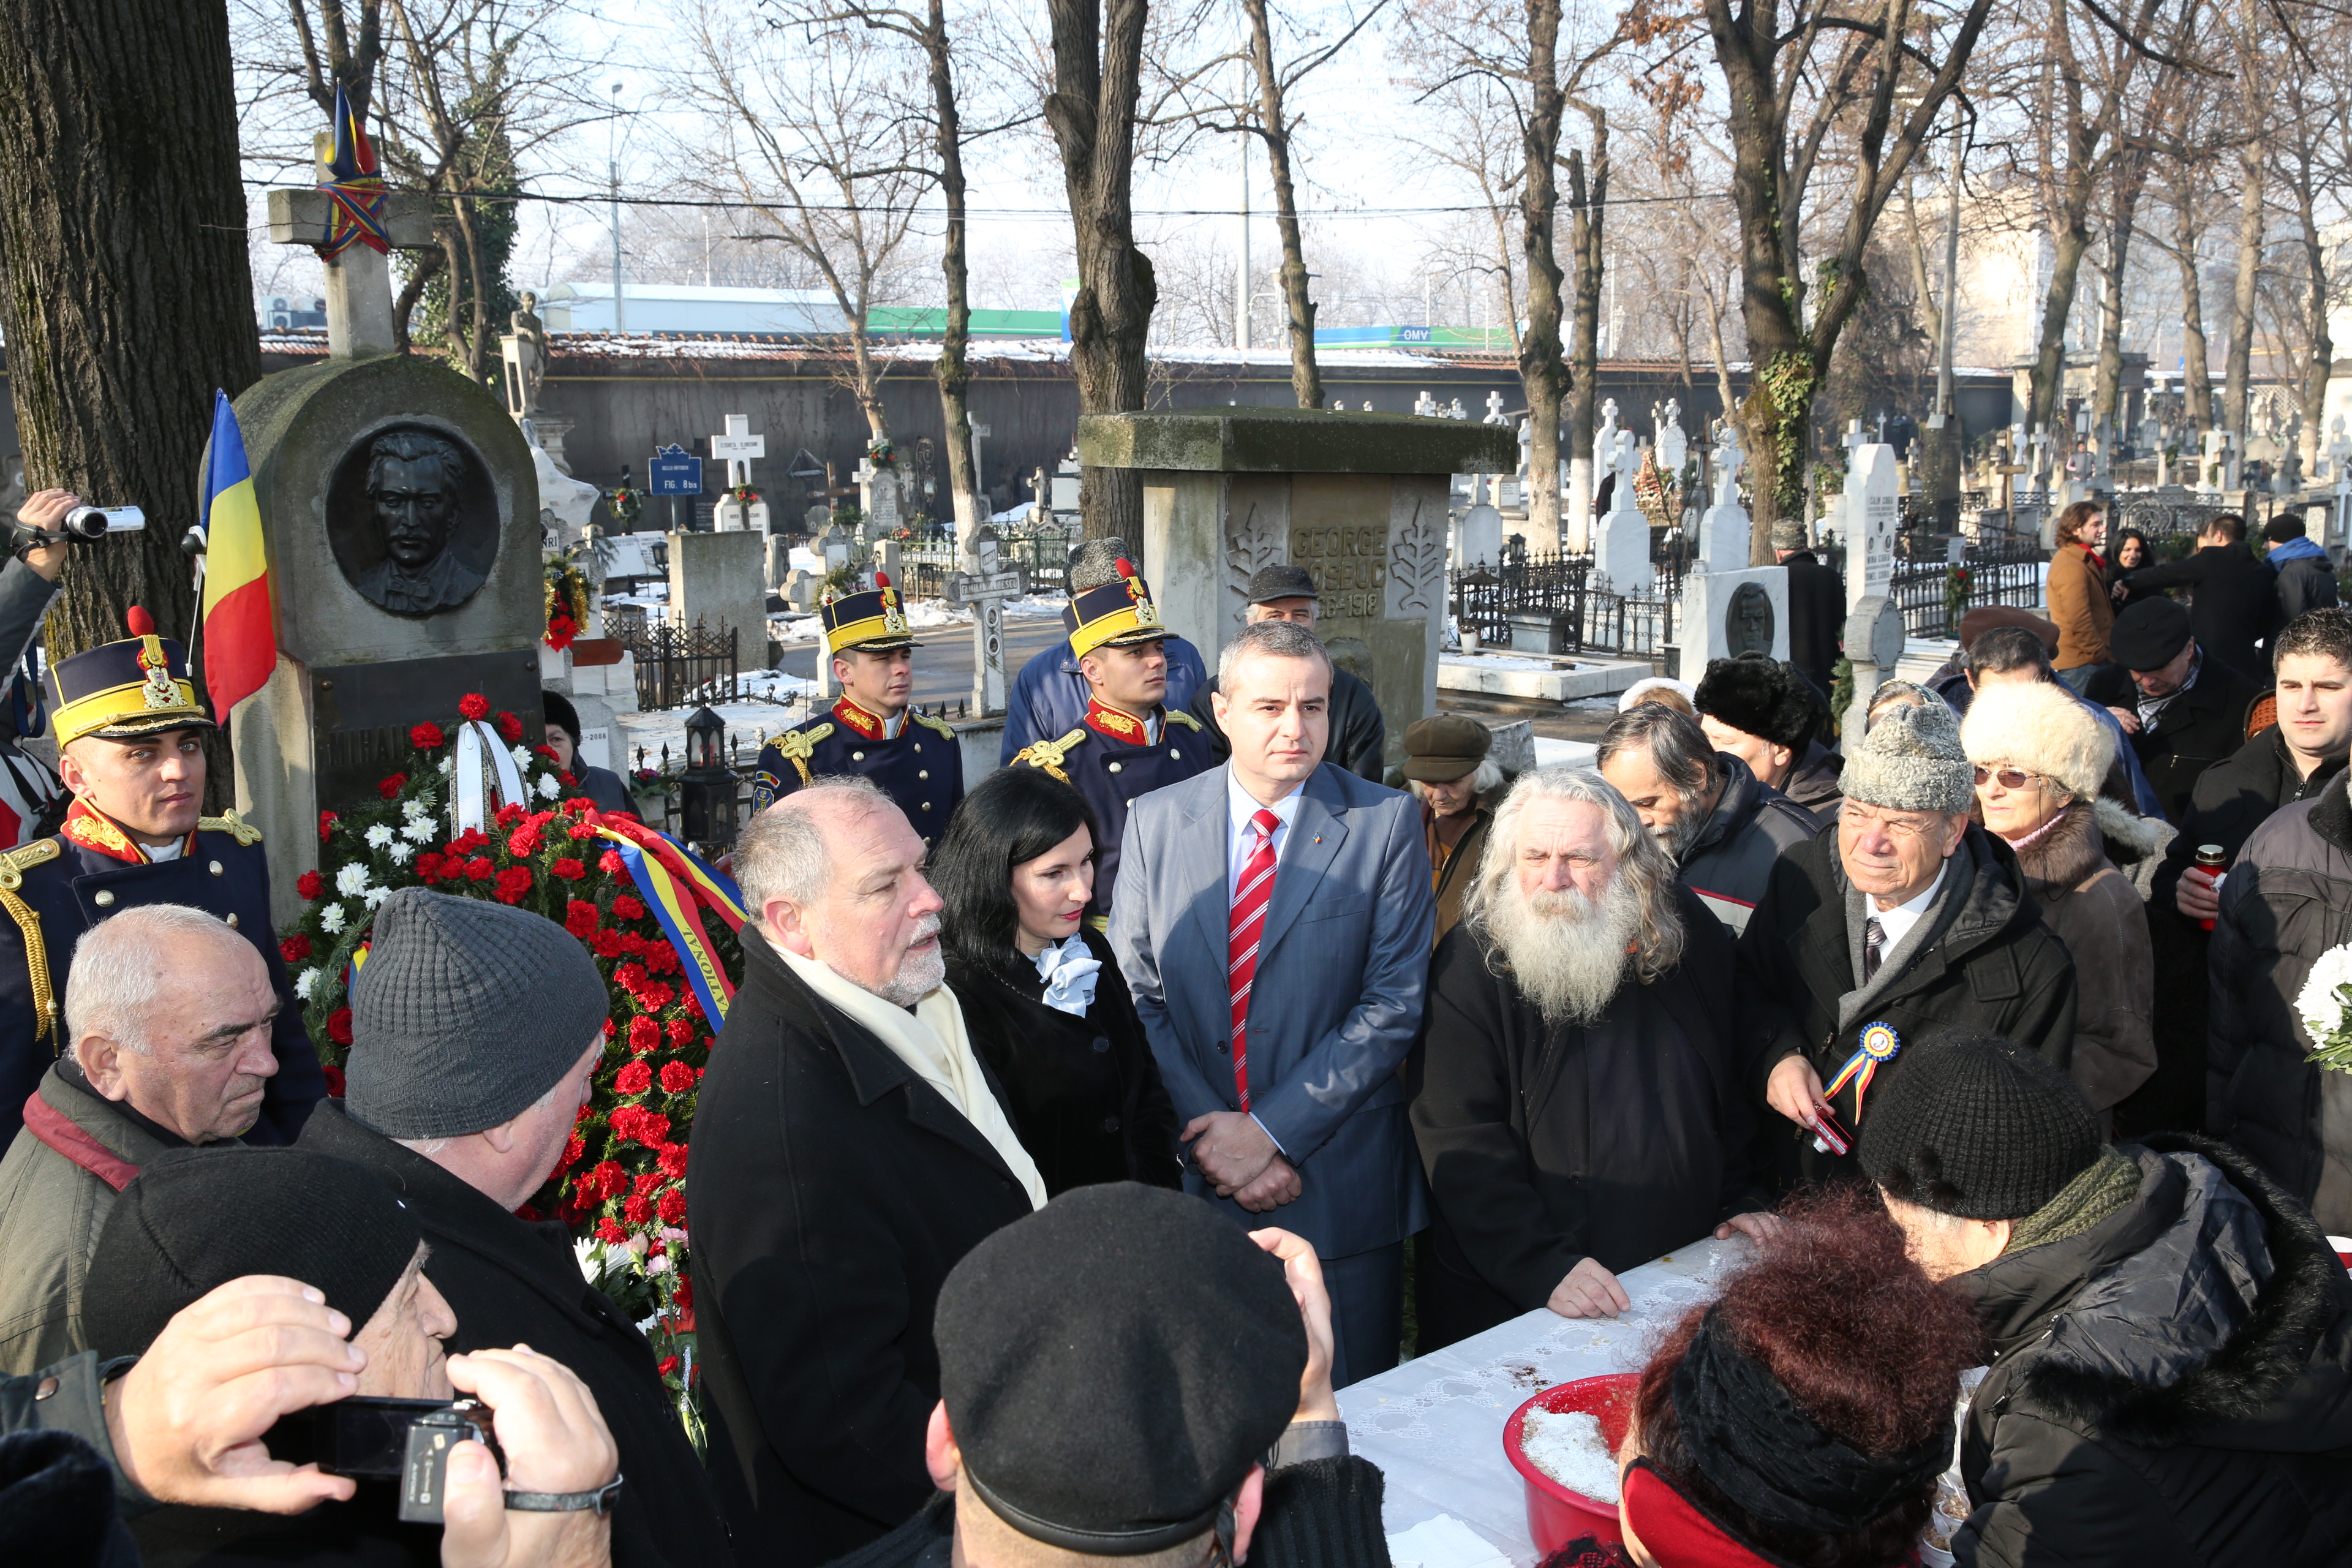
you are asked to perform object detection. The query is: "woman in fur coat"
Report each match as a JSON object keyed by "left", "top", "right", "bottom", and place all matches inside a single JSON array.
[{"left": 1961, "top": 680, "right": 2165, "bottom": 1126}]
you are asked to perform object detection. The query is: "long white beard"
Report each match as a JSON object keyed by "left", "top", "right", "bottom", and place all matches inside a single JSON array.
[{"left": 1485, "top": 880, "right": 1643, "bottom": 1026}]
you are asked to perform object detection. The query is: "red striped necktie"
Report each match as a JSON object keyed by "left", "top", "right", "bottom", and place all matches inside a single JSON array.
[{"left": 1227, "top": 807, "right": 1280, "bottom": 1112}]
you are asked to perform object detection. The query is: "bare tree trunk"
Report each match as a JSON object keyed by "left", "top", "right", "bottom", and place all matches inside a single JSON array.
[
  {"left": 289, "top": 0, "right": 385, "bottom": 121},
  {"left": 2165, "top": 169, "right": 2214, "bottom": 431},
  {"left": 0, "top": 0, "right": 262, "bottom": 685},
  {"left": 1046, "top": 0, "right": 1154, "bottom": 543},
  {"left": 849, "top": 326, "right": 889, "bottom": 440},
  {"left": 1516, "top": 0, "right": 1567, "bottom": 548},
  {"left": 919, "top": 0, "right": 981, "bottom": 534},
  {"left": 1240, "top": 0, "right": 1322, "bottom": 410},
  {"left": 2026, "top": 190, "right": 2095, "bottom": 433},
  {"left": 2221, "top": 130, "right": 2263, "bottom": 437},
  {"left": 1564, "top": 126, "right": 1605, "bottom": 553},
  {"left": 2092, "top": 151, "right": 2147, "bottom": 448}
]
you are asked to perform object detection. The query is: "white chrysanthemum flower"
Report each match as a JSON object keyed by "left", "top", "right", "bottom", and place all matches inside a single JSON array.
[
  {"left": 402, "top": 798, "right": 432, "bottom": 823},
  {"left": 295, "top": 967, "right": 318, "bottom": 1000},
  {"left": 536, "top": 773, "right": 562, "bottom": 800},
  {"left": 2295, "top": 942, "right": 2352, "bottom": 1039},
  {"left": 364, "top": 824, "right": 394, "bottom": 849},
  {"left": 401, "top": 819, "right": 436, "bottom": 843},
  {"left": 335, "top": 862, "right": 370, "bottom": 897},
  {"left": 363, "top": 886, "right": 393, "bottom": 909},
  {"left": 388, "top": 842, "right": 414, "bottom": 865},
  {"left": 439, "top": 756, "right": 454, "bottom": 777},
  {"left": 319, "top": 903, "right": 348, "bottom": 935},
  {"left": 511, "top": 745, "right": 532, "bottom": 768}
]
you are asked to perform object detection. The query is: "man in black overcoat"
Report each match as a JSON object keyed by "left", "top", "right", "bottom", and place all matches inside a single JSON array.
[
  {"left": 1409, "top": 767, "right": 1778, "bottom": 1352},
  {"left": 2082, "top": 597, "right": 2263, "bottom": 823},
  {"left": 690, "top": 778, "right": 1042, "bottom": 1567}
]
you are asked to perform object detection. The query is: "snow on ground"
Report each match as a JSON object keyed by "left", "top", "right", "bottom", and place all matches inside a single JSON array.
[{"left": 614, "top": 673, "right": 823, "bottom": 771}]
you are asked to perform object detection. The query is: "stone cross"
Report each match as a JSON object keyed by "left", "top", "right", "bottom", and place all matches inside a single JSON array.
[
  {"left": 1515, "top": 417, "right": 1532, "bottom": 479},
  {"left": 2200, "top": 429, "right": 2227, "bottom": 493},
  {"left": 265, "top": 134, "right": 435, "bottom": 358},
  {"left": 946, "top": 527, "right": 1021, "bottom": 715},
  {"left": 2326, "top": 416, "right": 2351, "bottom": 482},
  {"left": 1484, "top": 390, "right": 1509, "bottom": 425},
  {"left": 1413, "top": 390, "right": 1438, "bottom": 418},
  {"left": 1594, "top": 399, "right": 1621, "bottom": 469},
  {"left": 1698, "top": 421, "right": 1750, "bottom": 573},
  {"left": 1711, "top": 421, "right": 1745, "bottom": 512},
  {"left": 1656, "top": 399, "right": 1687, "bottom": 478},
  {"left": 1447, "top": 398, "right": 1466, "bottom": 420}
]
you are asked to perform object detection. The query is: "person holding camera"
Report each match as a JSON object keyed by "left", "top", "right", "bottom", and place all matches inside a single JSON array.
[
  {"left": 0, "top": 489, "right": 78, "bottom": 847},
  {"left": 78, "top": 1144, "right": 624, "bottom": 1568}
]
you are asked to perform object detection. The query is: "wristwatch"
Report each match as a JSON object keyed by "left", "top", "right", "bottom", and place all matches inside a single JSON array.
[{"left": 505, "top": 1474, "right": 624, "bottom": 1516}]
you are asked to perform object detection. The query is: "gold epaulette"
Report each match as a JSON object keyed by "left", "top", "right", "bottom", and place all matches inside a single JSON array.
[
  {"left": 913, "top": 712, "right": 957, "bottom": 740},
  {"left": 774, "top": 722, "right": 835, "bottom": 786},
  {"left": 1013, "top": 728, "right": 1087, "bottom": 785},
  {"left": 0, "top": 839, "right": 59, "bottom": 1049},
  {"left": 1164, "top": 707, "right": 1202, "bottom": 732},
  {"left": 198, "top": 808, "right": 263, "bottom": 846}
]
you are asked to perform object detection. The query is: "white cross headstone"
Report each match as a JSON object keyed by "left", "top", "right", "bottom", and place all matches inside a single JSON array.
[
  {"left": 1447, "top": 398, "right": 1466, "bottom": 420},
  {"left": 1843, "top": 442, "right": 1901, "bottom": 617},
  {"left": 1698, "top": 421, "right": 1749, "bottom": 572},
  {"left": 1595, "top": 399, "right": 1621, "bottom": 469},
  {"left": 1413, "top": 390, "right": 1438, "bottom": 418},
  {"left": 1594, "top": 429, "right": 1653, "bottom": 594},
  {"left": 1483, "top": 391, "right": 1509, "bottom": 426},
  {"left": 1656, "top": 399, "right": 1687, "bottom": 479},
  {"left": 2199, "top": 429, "right": 2227, "bottom": 496},
  {"left": 710, "top": 415, "right": 769, "bottom": 534},
  {"left": 2325, "top": 416, "right": 2351, "bottom": 483},
  {"left": 1515, "top": 417, "right": 1533, "bottom": 480},
  {"left": 266, "top": 136, "right": 436, "bottom": 358}
]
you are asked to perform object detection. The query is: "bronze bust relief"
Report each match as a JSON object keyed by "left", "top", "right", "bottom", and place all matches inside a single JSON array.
[
  {"left": 1725, "top": 582, "right": 1776, "bottom": 657},
  {"left": 328, "top": 425, "right": 498, "bottom": 616}
]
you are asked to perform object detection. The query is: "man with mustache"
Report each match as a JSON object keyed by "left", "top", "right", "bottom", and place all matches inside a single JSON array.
[
  {"left": 690, "top": 778, "right": 1043, "bottom": 1566},
  {"left": 1409, "top": 767, "right": 1778, "bottom": 1351}
]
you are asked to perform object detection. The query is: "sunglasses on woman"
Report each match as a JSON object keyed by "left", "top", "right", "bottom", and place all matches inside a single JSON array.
[{"left": 1972, "top": 766, "right": 2043, "bottom": 790}]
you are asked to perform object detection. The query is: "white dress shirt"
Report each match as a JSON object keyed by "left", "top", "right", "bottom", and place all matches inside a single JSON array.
[
  {"left": 1227, "top": 770, "right": 1305, "bottom": 898},
  {"left": 1869, "top": 860, "right": 1947, "bottom": 952}
]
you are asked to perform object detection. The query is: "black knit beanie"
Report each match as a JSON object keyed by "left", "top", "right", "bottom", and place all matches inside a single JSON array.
[
  {"left": 81, "top": 1146, "right": 423, "bottom": 1359},
  {"left": 1856, "top": 1031, "right": 2101, "bottom": 1220}
]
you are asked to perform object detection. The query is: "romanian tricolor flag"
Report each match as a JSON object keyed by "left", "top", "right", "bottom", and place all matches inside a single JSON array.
[
  {"left": 197, "top": 391, "right": 276, "bottom": 718},
  {"left": 317, "top": 83, "right": 388, "bottom": 258}
]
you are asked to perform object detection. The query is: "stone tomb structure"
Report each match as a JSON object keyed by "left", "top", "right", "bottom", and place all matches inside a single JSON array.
[
  {"left": 1078, "top": 408, "right": 1515, "bottom": 770},
  {"left": 1676, "top": 429, "right": 1789, "bottom": 677},
  {"left": 227, "top": 352, "right": 545, "bottom": 924}
]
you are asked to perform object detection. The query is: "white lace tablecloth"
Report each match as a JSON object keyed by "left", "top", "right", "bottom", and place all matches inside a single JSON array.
[{"left": 1336, "top": 1235, "right": 1746, "bottom": 1565}]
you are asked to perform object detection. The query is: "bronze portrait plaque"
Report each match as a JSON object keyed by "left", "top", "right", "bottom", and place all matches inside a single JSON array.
[
  {"left": 326, "top": 424, "right": 499, "bottom": 616},
  {"left": 1725, "top": 582, "right": 1775, "bottom": 657}
]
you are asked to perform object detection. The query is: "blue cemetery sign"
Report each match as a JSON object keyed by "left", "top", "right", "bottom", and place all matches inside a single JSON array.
[{"left": 648, "top": 443, "right": 705, "bottom": 496}]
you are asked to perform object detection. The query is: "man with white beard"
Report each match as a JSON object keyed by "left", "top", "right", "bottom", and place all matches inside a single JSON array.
[
  {"left": 1409, "top": 767, "right": 1779, "bottom": 1351},
  {"left": 690, "top": 777, "right": 1046, "bottom": 1565}
]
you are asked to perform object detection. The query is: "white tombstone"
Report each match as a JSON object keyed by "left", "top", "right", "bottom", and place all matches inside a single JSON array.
[
  {"left": 2199, "top": 429, "right": 2227, "bottom": 496},
  {"left": 1593, "top": 430, "right": 1652, "bottom": 594},
  {"left": 1656, "top": 399, "right": 1687, "bottom": 479},
  {"left": 1698, "top": 421, "right": 1751, "bottom": 573},
  {"left": 1680, "top": 567, "right": 1790, "bottom": 680},
  {"left": 1594, "top": 399, "right": 1621, "bottom": 468},
  {"left": 1455, "top": 502, "right": 1504, "bottom": 570},
  {"left": 1842, "top": 442, "right": 1901, "bottom": 617},
  {"left": 1483, "top": 390, "right": 1509, "bottom": 426},
  {"left": 1413, "top": 390, "right": 1438, "bottom": 418}
]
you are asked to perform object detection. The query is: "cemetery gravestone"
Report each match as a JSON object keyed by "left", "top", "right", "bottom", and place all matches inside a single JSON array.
[
  {"left": 1593, "top": 430, "right": 1652, "bottom": 593},
  {"left": 1455, "top": 501, "right": 1504, "bottom": 571},
  {"left": 1675, "top": 421, "right": 1790, "bottom": 678},
  {"left": 668, "top": 532, "right": 769, "bottom": 665},
  {"left": 1842, "top": 442, "right": 1901, "bottom": 617}
]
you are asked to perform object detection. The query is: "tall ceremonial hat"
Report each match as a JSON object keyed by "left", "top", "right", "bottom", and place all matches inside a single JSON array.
[
  {"left": 1065, "top": 557, "right": 1166, "bottom": 657},
  {"left": 821, "top": 570, "right": 919, "bottom": 657},
  {"left": 46, "top": 605, "right": 215, "bottom": 748}
]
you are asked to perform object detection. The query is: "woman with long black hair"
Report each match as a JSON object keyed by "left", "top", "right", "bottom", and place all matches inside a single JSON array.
[{"left": 931, "top": 767, "right": 1182, "bottom": 1195}]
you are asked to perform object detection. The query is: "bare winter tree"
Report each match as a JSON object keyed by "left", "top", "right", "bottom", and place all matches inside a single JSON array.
[{"left": 287, "top": 0, "right": 386, "bottom": 119}]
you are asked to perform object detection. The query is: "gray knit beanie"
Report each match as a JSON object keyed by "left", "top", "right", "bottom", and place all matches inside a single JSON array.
[
  {"left": 1839, "top": 696, "right": 1973, "bottom": 815},
  {"left": 346, "top": 887, "right": 608, "bottom": 1139}
]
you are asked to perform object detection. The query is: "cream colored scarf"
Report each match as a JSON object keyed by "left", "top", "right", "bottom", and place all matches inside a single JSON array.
[{"left": 775, "top": 942, "right": 1046, "bottom": 1210}]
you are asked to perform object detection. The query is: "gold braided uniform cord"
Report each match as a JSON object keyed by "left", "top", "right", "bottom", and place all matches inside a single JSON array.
[
  {"left": 1012, "top": 728, "right": 1087, "bottom": 786},
  {"left": 775, "top": 723, "right": 834, "bottom": 786},
  {"left": 0, "top": 840, "right": 61, "bottom": 1049}
]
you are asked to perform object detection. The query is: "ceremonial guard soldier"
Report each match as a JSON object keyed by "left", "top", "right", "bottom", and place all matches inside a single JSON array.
[
  {"left": 0, "top": 608, "right": 326, "bottom": 1148},
  {"left": 749, "top": 571, "right": 963, "bottom": 840},
  {"left": 1013, "top": 559, "right": 1208, "bottom": 920}
]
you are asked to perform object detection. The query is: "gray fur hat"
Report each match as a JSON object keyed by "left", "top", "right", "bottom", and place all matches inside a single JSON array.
[
  {"left": 1839, "top": 695, "right": 1973, "bottom": 814},
  {"left": 1068, "top": 538, "right": 1133, "bottom": 593}
]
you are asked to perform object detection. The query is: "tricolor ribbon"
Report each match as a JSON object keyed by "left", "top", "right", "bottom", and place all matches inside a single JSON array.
[
  {"left": 579, "top": 811, "right": 745, "bottom": 1025},
  {"left": 1823, "top": 1021, "right": 1904, "bottom": 1125},
  {"left": 316, "top": 84, "right": 389, "bottom": 260},
  {"left": 452, "top": 719, "right": 527, "bottom": 832}
]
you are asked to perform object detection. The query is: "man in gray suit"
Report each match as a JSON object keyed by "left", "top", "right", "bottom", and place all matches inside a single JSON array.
[{"left": 1112, "top": 618, "right": 1434, "bottom": 1387}]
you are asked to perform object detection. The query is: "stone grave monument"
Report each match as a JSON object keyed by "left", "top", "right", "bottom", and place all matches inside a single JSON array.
[
  {"left": 1841, "top": 436, "right": 1901, "bottom": 616},
  {"left": 710, "top": 415, "right": 769, "bottom": 533},
  {"left": 1079, "top": 408, "right": 1514, "bottom": 769},
  {"left": 1453, "top": 498, "right": 1504, "bottom": 571},
  {"left": 944, "top": 525, "right": 1022, "bottom": 715},
  {"left": 1593, "top": 429, "right": 1652, "bottom": 593},
  {"left": 1841, "top": 595, "right": 1909, "bottom": 756},
  {"left": 1675, "top": 421, "right": 1788, "bottom": 679},
  {"left": 668, "top": 529, "right": 769, "bottom": 664},
  {"left": 239, "top": 167, "right": 542, "bottom": 923}
]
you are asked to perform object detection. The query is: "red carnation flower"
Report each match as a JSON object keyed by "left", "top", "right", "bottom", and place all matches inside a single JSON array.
[
  {"left": 415, "top": 853, "right": 447, "bottom": 883},
  {"left": 281, "top": 933, "right": 312, "bottom": 963},
  {"left": 657, "top": 1188, "right": 688, "bottom": 1224},
  {"left": 658, "top": 1060, "right": 696, "bottom": 1094},
  {"left": 622, "top": 1194, "right": 653, "bottom": 1226},
  {"left": 322, "top": 1063, "right": 346, "bottom": 1098},
  {"left": 564, "top": 797, "right": 595, "bottom": 817},
  {"left": 377, "top": 773, "right": 408, "bottom": 800},
  {"left": 560, "top": 772, "right": 579, "bottom": 788},
  {"left": 493, "top": 865, "right": 533, "bottom": 904},
  {"left": 657, "top": 1141, "right": 689, "bottom": 1180},
  {"left": 656, "top": 1354, "right": 680, "bottom": 1378},
  {"left": 599, "top": 850, "right": 625, "bottom": 875},
  {"left": 632, "top": 1171, "right": 663, "bottom": 1197},
  {"left": 591, "top": 929, "right": 630, "bottom": 959},
  {"left": 566, "top": 820, "right": 598, "bottom": 840},
  {"left": 507, "top": 827, "right": 542, "bottom": 858},
  {"left": 465, "top": 856, "right": 494, "bottom": 882},
  {"left": 494, "top": 710, "right": 523, "bottom": 742},
  {"left": 613, "top": 895, "right": 647, "bottom": 922},
  {"left": 625, "top": 1111, "right": 669, "bottom": 1148},
  {"left": 589, "top": 1160, "right": 627, "bottom": 1199},
  {"left": 327, "top": 1008, "right": 353, "bottom": 1046},
  {"left": 449, "top": 827, "right": 489, "bottom": 854},
  {"left": 614, "top": 1060, "right": 653, "bottom": 1096},
  {"left": 564, "top": 899, "right": 599, "bottom": 938},
  {"left": 664, "top": 1017, "right": 693, "bottom": 1046},
  {"left": 534, "top": 744, "right": 562, "bottom": 764},
  {"left": 595, "top": 1217, "right": 628, "bottom": 1245},
  {"left": 672, "top": 1275, "right": 693, "bottom": 1313},
  {"left": 560, "top": 1134, "right": 586, "bottom": 1170},
  {"left": 296, "top": 870, "right": 325, "bottom": 900},
  {"left": 627, "top": 1016, "right": 659, "bottom": 1053},
  {"left": 410, "top": 722, "right": 446, "bottom": 750},
  {"left": 494, "top": 801, "right": 525, "bottom": 828},
  {"left": 318, "top": 810, "right": 338, "bottom": 842},
  {"left": 459, "top": 693, "right": 491, "bottom": 721},
  {"left": 552, "top": 858, "right": 585, "bottom": 881}
]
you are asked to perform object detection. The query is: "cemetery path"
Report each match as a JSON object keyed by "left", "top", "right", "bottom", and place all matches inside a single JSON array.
[{"left": 771, "top": 617, "right": 1071, "bottom": 714}]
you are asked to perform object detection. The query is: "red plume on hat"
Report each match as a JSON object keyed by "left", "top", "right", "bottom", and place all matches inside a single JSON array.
[
  {"left": 875, "top": 570, "right": 892, "bottom": 589},
  {"left": 126, "top": 606, "right": 156, "bottom": 637}
]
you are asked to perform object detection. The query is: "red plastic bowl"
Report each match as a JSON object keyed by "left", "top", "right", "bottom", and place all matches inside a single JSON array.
[{"left": 1503, "top": 1372, "right": 1639, "bottom": 1553}]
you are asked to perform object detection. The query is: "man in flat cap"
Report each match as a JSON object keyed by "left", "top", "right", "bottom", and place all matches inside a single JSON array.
[
  {"left": 823, "top": 1183, "right": 1385, "bottom": 1567},
  {"left": 299, "top": 888, "right": 733, "bottom": 1568},
  {"left": 752, "top": 571, "right": 963, "bottom": 846},
  {"left": 2083, "top": 596, "right": 2263, "bottom": 824},
  {"left": 1000, "top": 538, "right": 1210, "bottom": 766},
  {"left": 1401, "top": 714, "right": 1501, "bottom": 945},
  {"left": 0, "top": 606, "right": 323, "bottom": 1151},
  {"left": 1738, "top": 697, "right": 2076, "bottom": 1188},
  {"left": 1189, "top": 564, "right": 1387, "bottom": 782}
]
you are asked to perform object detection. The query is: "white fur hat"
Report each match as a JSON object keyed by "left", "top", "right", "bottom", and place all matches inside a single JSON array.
[{"left": 1959, "top": 680, "right": 2115, "bottom": 802}]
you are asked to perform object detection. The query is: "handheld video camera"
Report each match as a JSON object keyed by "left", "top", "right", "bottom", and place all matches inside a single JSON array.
[
  {"left": 265, "top": 1396, "right": 504, "bottom": 1524},
  {"left": 9, "top": 503, "right": 146, "bottom": 554}
]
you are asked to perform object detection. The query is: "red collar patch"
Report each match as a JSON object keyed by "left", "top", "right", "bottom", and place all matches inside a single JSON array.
[
  {"left": 63, "top": 801, "right": 183, "bottom": 865},
  {"left": 832, "top": 697, "right": 891, "bottom": 740},
  {"left": 1084, "top": 698, "right": 1153, "bottom": 744}
]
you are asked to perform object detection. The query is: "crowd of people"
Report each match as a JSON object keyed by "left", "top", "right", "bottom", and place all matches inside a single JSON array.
[{"left": 2, "top": 498, "right": 2351, "bottom": 1568}]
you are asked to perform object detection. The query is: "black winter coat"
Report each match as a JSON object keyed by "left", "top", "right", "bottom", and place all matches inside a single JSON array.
[
  {"left": 2275, "top": 551, "right": 2342, "bottom": 623},
  {"left": 688, "top": 938, "right": 1035, "bottom": 1567},
  {"left": 298, "top": 1101, "right": 734, "bottom": 1568},
  {"left": 1952, "top": 1136, "right": 2352, "bottom": 1568},
  {"left": 1736, "top": 825, "right": 2077, "bottom": 1189},
  {"left": 943, "top": 928, "right": 1182, "bottom": 1197},
  {"left": 1679, "top": 755, "right": 1817, "bottom": 935},
  {"left": 2119, "top": 543, "right": 2284, "bottom": 682},
  {"left": 1409, "top": 891, "right": 1761, "bottom": 1349},
  {"left": 2207, "top": 775, "right": 2352, "bottom": 1231},
  {"left": 2084, "top": 654, "right": 2263, "bottom": 825},
  {"left": 1189, "top": 663, "right": 1387, "bottom": 782},
  {"left": 1781, "top": 550, "right": 1845, "bottom": 695}
]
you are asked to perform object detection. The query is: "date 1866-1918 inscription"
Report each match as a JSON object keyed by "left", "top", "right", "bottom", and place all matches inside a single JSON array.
[{"left": 1290, "top": 524, "right": 1386, "bottom": 619}]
